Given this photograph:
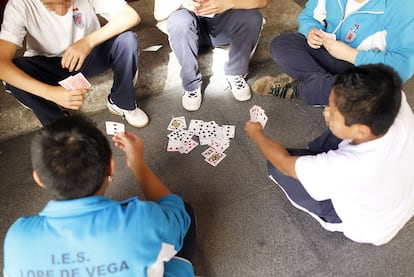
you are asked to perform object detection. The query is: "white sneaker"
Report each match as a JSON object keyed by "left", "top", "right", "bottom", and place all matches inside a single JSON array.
[
  {"left": 225, "top": 75, "right": 252, "bottom": 101},
  {"left": 107, "top": 97, "right": 149, "bottom": 128},
  {"left": 182, "top": 87, "right": 202, "bottom": 111}
]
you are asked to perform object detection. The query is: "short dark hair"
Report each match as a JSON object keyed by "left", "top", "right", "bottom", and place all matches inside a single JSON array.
[
  {"left": 31, "top": 115, "right": 112, "bottom": 200},
  {"left": 333, "top": 64, "right": 402, "bottom": 136}
]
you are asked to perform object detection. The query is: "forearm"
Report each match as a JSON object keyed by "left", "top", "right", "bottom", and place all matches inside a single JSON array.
[
  {"left": 0, "top": 60, "right": 56, "bottom": 100},
  {"left": 230, "top": 0, "right": 268, "bottom": 9},
  {"left": 85, "top": 5, "right": 140, "bottom": 49},
  {"left": 251, "top": 132, "right": 298, "bottom": 178},
  {"left": 131, "top": 161, "right": 172, "bottom": 201}
]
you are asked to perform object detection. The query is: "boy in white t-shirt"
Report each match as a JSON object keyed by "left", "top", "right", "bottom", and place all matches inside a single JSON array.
[
  {"left": 245, "top": 64, "right": 414, "bottom": 245},
  {"left": 0, "top": 0, "right": 149, "bottom": 128}
]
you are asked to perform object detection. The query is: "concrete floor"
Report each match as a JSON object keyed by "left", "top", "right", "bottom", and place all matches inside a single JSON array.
[{"left": 2, "top": 0, "right": 414, "bottom": 276}]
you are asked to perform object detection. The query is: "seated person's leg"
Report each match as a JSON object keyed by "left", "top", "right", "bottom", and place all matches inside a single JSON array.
[
  {"left": 267, "top": 160, "right": 341, "bottom": 223},
  {"left": 269, "top": 33, "right": 354, "bottom": 106},
  {"left": 176, "top": 202, "right": 196, "bottom": 262},
  {"left": 210, "top": 9, "right": 263, "bottom": 76},
  {"left": 6, "top": 56, "right": 70, "bottom": 125},
  {"left": 166, "top": 9, "right": 202, "bottom": 92},
  {"left": 81, "top": 31, "right": 149, "bottom": 128}
]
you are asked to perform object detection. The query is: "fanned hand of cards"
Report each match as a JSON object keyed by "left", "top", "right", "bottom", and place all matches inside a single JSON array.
[
  {"left": 249, "top": 105, "right": 268, "bottom": 128},
  {"left": 166, "top": 116, "right": 236, "bottom": 167},
  {"left": 59, "top": 72, "right": 91, "bottom": 90}
]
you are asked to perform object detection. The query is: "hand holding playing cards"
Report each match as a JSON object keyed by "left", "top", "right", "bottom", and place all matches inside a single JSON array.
[
  {"left": 113, "top": 131, "right": 172, "bottom": 201},
  {"left": 307, "top": 28, "right": 324, "bottom": 49},
  {"left": 62, "top": 37, "right": 94, "bottom": 72},
  {"left": 244, "top": 120, "right": 264, "bottom": 141},
  {"left": 113, "top": 132, "right": 144, "bottom": 172},
  {"left": 49, "top": 86, "right": 87, "bottom": 110}
]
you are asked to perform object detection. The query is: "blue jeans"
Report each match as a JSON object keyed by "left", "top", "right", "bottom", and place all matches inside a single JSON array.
[{"left": 6, "top": 31, "right": 139, "bottom": 125}]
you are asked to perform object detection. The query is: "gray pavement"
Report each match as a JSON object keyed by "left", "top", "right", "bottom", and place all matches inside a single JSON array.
[{"left": 2, "top": 1, "right": 414, "bottom": 276}]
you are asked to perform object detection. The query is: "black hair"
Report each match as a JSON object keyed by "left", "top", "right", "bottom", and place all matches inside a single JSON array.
[
  {"left": 31, "top": 115, "right": 112, "bottom": 200},
  {"left": 333, "top": 64, "right": 402, "bottom": 136}
]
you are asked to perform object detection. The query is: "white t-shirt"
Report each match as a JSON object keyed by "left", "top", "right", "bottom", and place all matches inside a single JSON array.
[
  {"left": 0, "top": 0, "right": 126, "bottom": 57},
  {"left": 296, "top": 92, "right": 414, "bottom": 245}
]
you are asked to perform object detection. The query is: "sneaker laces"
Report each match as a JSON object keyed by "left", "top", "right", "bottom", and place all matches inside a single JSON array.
[
  {"left": 230, "top": 76, "right": 246, "bottom": 89},
  {"left": 184, "top": 89, "right": 199, "bottom": 98},
  {"left": 271, "top": 81, "right": 299, "bottom": 99}
]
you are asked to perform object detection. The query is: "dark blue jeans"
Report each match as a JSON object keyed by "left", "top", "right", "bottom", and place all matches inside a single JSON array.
[
  {"left": 269, "top": 32, "right": 354, "bottom": 106},
  {"left": 6, "top": 31, "right": 139, "bottom": 125}
]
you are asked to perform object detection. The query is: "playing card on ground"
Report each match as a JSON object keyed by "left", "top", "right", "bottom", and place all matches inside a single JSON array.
[
  {"left": 204, "top": 150, "right": 227, "bottom": 167},
  {"left": 167, "top": 116, "right": 187, "bottom": 131},
  {"left": 167, "top": 139, "right": 182, "bottom": 152},
  {"left": 179, "top": 139, "right": 199, "bottom": 154},
  {"left": 105, "top": 121, "right": 125, "bottom": 135}
]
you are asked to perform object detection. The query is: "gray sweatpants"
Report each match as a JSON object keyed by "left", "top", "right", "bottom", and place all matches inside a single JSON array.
[{"left": 166, "top": 9, "right": 264, "bottom": 91}]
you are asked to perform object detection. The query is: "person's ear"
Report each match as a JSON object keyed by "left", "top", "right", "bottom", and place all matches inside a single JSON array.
[
  {"left": 355, "top": 124, "right": 373, "bottom": 140},
  {"left": 32, "top": 170, "right": 46, "bottom": 189}
]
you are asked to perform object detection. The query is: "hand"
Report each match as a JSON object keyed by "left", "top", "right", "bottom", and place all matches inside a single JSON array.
[
  {"left": 61, "top": 37, "right": 93, "bottom": 72},
  {"left": 112, "top": 132, "right": 145, "bottom": 171},
  {"left": 181, "top": 0, "right": 201, "bottom": 12},
  {"left": 195, "top": 0, "right": 232, "bottom": 16},
  {"left": 322, "top": 39, "right": 358, "bottom": 64},
  {"left": 49, "top": 86, "right": 88, "bottom": 110},
  {"left": 307, "top": 28, "right": 324, "bottom": 49},
  {"left": 244, "top": 120, "right": 264, "bottom": 141}
]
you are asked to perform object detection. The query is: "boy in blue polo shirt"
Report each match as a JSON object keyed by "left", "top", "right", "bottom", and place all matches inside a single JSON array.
[
  {"left": 3, "top": 115, "right": 196, "bottom": 276},
  {"left": 246, "top": 64, "right": 414, "bottom": 245}
]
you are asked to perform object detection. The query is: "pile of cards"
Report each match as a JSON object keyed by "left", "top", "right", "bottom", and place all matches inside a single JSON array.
[
  {"left": 249, "top": 105, "right": 268, "bottom": 128},
  {"left": 166, "top": 116, "right": 235, "bottom": 167},
  {"left": 59, "top": 72, "right": 91, "bottom": 90}
]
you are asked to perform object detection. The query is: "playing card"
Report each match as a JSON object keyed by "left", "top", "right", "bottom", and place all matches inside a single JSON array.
[
  {"left": 201, "top": 146, "right": 217, "bottom": 158},
  {"left": 167, "top": 129, "right": 193, "bottom": 144},
  {"left": 210, "top": 138, "right": 230, "bottom": 152},
  {"left": 167, "top": 139, "right": 182, "bottom": 152},
  {"left": 142, "top": 45, "right": 163, "bottom": 52},
  {"left": 204, "top": 150, "right": 227, "bottom": 167},
  {"left": 58, "top": 78, "right": 73, "bottom": 90},
  {"left": 220, "top": 125, "right": 236, "bottom": 139},
  {"left": 188, "top": 119, "right": 203, "bottom": 134},
  {"left": 167, "top": 116, "right": 186, "bottom": 131},
  {"left": 59, "top": 72, "right": 91, "bottom": 90},
  {"left": 249, "top": 105, "right": 268, "bottom": 128},
  {"left": 105, "top": 121, "right": 125, "bottom": 135},
  {"left": 320, "top": 30, "right": 336, "bottom": 40},
  {"left": 180, "top": 139, "right": 199, "bottom": 154}
]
